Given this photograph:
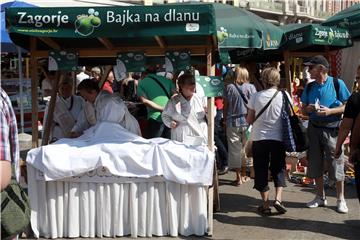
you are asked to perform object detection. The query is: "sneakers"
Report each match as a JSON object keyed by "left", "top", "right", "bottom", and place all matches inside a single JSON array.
[
  {"left": 218, "top": 166, "right": 229, "bottom": 175},
  {"left": 306, "top": 196, "right": 328, "bottom": 208},
  {"left": 307, "top": 196, "right": 348, "bottom": 213},
  {"left": 336, "top": 200, "right": 348, "bottom": 213}
]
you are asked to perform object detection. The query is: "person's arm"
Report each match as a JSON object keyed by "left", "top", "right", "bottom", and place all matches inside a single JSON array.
[
  {"left": 334, "top": 117, "right": 353, "bottom": 158},
  {"left": 222, "top": 98, "right": 228, "bottom": 128},
  {"left": 138, "top": 96, "right": 165, "bottom": 112},
  {"left": 161, "top": 99, "right": 176, "bottom": 129},
  {"left": 316, "top": 104, "right": 346, "bottom": 117},
  {"left": 350, "top": 113, "right": 360, "bottom": 155},
  {"left": 246, "top": 109, "right": 255, "bottom": 125},
  {"left": 0, "top": 160, "right": 11, "bottom": 191}
]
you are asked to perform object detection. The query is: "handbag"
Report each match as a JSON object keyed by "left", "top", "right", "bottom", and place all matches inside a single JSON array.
[
  {"left": 281, "top": 90, "right": 308, "bottom": 152},
  {"left": 1, "top": 174, "right": 31, "bottom": 239}
]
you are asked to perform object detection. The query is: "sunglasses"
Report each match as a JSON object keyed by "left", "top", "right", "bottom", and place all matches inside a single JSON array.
[{"left": 308, "top": 65, "right": 316, "bottom": 70}]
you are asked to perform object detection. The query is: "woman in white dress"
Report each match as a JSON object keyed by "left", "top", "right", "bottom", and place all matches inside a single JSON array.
[
  {"left": 43, "top": 77, "right": 84, "bottom": 143},
  {"left": 162, "top": 73, "right": 208, "bottom": 145},
  {"left": 71, "top": 79, "right": 141, "bottom": 137}
]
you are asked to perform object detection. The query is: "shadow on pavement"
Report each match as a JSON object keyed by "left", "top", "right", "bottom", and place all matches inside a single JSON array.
[{"left": 214, "top": 213, "right": 360, "bottom": 239}]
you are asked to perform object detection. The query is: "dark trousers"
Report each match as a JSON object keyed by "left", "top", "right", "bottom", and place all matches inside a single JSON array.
[
  {"left": 253, "top": 140, "right": 286, "bottom": 192},
  {"left": 355, "top": 160, "right": 360, "bottom": 203},
  {"left": 214, "top": 110, "right": 228, "bottom": 169},
  {"left": 146, "top": 118, "right": 171, "bottom": 139}
]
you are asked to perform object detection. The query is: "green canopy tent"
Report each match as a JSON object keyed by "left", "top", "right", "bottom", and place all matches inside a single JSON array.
[
  {"left": 228, "top": 23, "right": 353, "bottom": 90},
  {"left": 322, "top": 3, "right": 360, "bottom": 40},
  {"left": 5, "top": 2, "right": 288, "bottom": 146},
  {"left": 279, "top": 23, "right": 353, "bottom": 91},
  {"left": 214, "top": 3, "right": 284, "bottom": 64},
  {"left": 6, "top": 3, "right": 287, "bottom": 228}
]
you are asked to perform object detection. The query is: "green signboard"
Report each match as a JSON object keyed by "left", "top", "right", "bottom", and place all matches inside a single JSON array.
[
  {"left": 48, "top": 50, "right": 78, "bottom": 71},
  {"left": 165, "top": 50, "right": 191, "bottom": 72},
  {"left": 196, "top": 76, "right": 223, "bottom": 97},
  {"left": 117, "top": 52, "right": 146, "bottom": 72},
  {"left": 282, "top": 23, "right": 352, "bottom": 51},
  {"left": 6, "top": 5, "right": 214, "bottom": 38}
]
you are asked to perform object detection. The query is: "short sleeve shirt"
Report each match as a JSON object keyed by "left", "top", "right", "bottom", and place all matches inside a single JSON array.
[
  {"left": 137, "top": 74, "right": 175, "bottom": 122},
  {"left": 0, "top": 88, "right": 20, "bottom": 181},
  {"left": 344, "top": 92, "right": 360, "bottom": 134},
  {"left": 301, "top": 76, "right": 351, "bottom": 122}
]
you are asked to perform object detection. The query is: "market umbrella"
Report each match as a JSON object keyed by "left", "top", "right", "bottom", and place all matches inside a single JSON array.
[
  {"left": 280, "top": 23, "right": 353, "bottom": 51},
  {"left": 1, "top": 0, "right": 36, "bottom": 52},
  {"left": 1, "top": 0, "right": 36, "bottom": 134},
  {"left": 5, "top": 3, "right": 284, "bottom": 62},
  {"left": 214, "top": 3, "right": 285, "bottom": 63},
  {"left": 322, "top": 3, "right": 360, "bottom": 39}
]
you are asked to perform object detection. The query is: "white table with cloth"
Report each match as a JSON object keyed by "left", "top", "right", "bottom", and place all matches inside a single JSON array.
[{"left": 26, "top": 122, "right": 215, "bottom": 238}]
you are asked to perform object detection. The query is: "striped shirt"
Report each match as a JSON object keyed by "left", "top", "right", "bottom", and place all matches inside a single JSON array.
[{"left": 0, "top": 88, "right": 20, "bottom": 181}]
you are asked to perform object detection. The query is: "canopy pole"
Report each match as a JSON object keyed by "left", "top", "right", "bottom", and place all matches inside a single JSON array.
[
  {"left": 17, "top": 47, "right": 24, "bottom": 133},
  {"left": 30, "top": 37, "right": 39, "bottom": 148},
  {"left": 284, "top": 50, "right": 292, "bottom": 94},
  {"left": 206, "top": 45, "right": 217, "bottom": 237},
  {"left": 42, "top": 73, "right": 62, "bottom": 146},
  {"left": 98, "top": 65, "right": 113, "bottom": 90}
]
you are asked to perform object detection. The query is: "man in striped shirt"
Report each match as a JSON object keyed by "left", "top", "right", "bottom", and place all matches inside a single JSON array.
[{"left": 0, "top": 87, "right": 20, "bottom": 190}]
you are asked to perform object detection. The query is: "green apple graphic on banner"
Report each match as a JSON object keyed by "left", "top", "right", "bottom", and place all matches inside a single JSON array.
[
  {"left": 196, "top": 76, "right": 223, "bottom": 97},
  {"left": 165, "top": 50, "right": 191, "bottom": 72},
  {"left": 48, "top": 50, "right": 78, "bottom": 71}
]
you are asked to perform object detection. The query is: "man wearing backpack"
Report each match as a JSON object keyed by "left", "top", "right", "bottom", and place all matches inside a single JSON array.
[
  {"left": 301, "top": 55, "right": 351, "bottom": 213},
  {"left": 138, "top": 65, "right": 176, "bottom": 139}
]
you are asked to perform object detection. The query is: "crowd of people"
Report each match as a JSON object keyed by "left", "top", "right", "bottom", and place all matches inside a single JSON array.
[
  {"left": 35, "top": 57, "right": 360, "bottom": 216},
  {"left": 1, "top": 55, "right": 360, "bottom": 238}
]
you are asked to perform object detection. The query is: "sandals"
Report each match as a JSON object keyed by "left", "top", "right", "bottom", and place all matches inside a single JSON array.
[
  {"left": 273, "top": 200, "right": 287, "bottom": 214},
  {"left": 257, "top": 205, "right": 271, "bottom": 216},
  {"left": 231, "top": 180, "right": 242, "bottom": 186}
]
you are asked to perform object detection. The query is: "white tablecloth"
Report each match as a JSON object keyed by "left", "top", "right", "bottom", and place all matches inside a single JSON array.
[{"left": 27, "top": 165, "right": 209, "bottom": 238}]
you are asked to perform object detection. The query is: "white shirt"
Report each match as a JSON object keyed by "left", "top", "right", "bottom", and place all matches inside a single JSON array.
[
  {"left": 248, "top": 88, "right": 291, "bottom": 142},
  {"left": 44, "top": 95, "right": 84, "bottom": 142},
  {"left": 162, "top": 93, "right": 207, "bottom": 144},
  {"left": 72, "top": 91, "right": 141, "bottom": 136}
]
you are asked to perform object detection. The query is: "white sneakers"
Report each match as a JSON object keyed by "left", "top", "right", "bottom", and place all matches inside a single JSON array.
[
  {"left": 336, "top": 200, "right": 349, "bottom": 214},
  {"left": 306, "top": 196, "right": 348, "bottom": 213},
  {"left": 306, "top": 196, "right": 328, "bottom": 208}
]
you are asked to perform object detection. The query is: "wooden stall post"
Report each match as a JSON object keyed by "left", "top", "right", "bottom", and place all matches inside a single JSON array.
[
  {"left": 206, "top": 45, "right": 217, "bottom": 236},
  {"left": 41, "top": 73, "right": 62, "bottom": 146},
  {"left": 30, "top": 37, "right": 39, "bottom": 148},
  {"left": 284, "top": 50, "right": 292, "bottom": 94},
  {"left": 98, "top": 65, "right": 113, "bottom": 90}
]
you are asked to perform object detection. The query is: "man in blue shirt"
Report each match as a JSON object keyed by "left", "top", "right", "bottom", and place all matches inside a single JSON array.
[{"left": 301, "top": 55, "right": 351, "bottom": 213}]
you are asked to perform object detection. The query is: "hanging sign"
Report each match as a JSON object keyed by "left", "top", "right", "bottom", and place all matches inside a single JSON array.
[
  {"left": 116, "top": 52, "right": 146, "bottom": 72},
  {"left": 48, "top": 50, "right": 78, "bottom": 71},
  {"left": 195, "top": 76, "right": 223, "bottom": 97},
  {"left": 165, "top": 50, "right": 191, "bottom": 72}
]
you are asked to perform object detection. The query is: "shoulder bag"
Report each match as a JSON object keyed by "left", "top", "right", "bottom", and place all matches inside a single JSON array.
[
  {"left": 281, "top": 90, "right": 308, "bottom": 153},
  {"left": 1, "top": 171, "right": 31, "bottom": 240}
]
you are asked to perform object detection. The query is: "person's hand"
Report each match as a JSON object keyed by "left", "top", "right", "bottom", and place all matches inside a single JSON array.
[
  {"left": 316, "top": 106, "right": 332, "bottom": 117},
  {"left": 333, "top": 147, "right": 342, "bottom": 159},
  {"left": 170, "top": 121, "right": 177, "bottom": 129},
  {"left": 305, "top": 104, "right": 316, "bottom": 114},
  {"left": 70, "top": 131, "right": 81, "bottom": 138}
]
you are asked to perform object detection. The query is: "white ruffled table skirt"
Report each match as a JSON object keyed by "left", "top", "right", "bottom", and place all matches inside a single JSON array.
[{"left": 27, "top": 165, "right": 209, "bottom": 238}]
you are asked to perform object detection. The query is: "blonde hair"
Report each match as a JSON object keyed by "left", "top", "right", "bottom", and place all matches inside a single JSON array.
[
  {"left": 235, "top": 66, "right": 249, "bottom": 84},
  {"left": 261, "top": 67, "right": 280, "bottom": 88}
]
